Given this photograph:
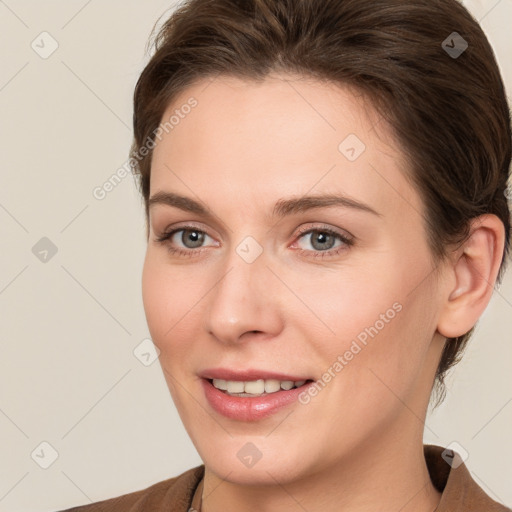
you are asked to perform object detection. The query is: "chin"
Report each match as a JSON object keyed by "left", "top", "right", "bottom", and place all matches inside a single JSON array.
[
  {"left": 195, "top": 434, "right": 319, "bottom": 486},
  {"left": 206, "top": 456, "right": 309, "bottom": 487}
]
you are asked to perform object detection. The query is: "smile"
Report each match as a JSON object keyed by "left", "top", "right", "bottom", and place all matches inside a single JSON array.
[
  {"left": 201, "top": 376, "right": 315, "bottom": 421},
  {"left": 211, "top": 378, "right": 309, "bottom": 396}
]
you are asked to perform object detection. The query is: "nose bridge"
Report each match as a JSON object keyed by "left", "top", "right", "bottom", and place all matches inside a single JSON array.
[{"left": 204, "top": 236, "right": 282, "bottom": 343}]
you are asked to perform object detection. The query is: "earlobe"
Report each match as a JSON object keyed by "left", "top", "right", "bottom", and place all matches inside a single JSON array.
[{"left": 437, "top": 214, "right": 505, "bottom": 339}]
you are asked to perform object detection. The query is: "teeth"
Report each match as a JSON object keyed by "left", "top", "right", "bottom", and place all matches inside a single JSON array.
[
  {"left": 212, "top": 378, "right": 308, "bottom": 395},
  {"left": 244, "top": 379, "right": 265, "bottom": 394},
  {"left": 213, "top": 379, "right": 228, "bottom": 390},
  {"left": 280, "top": 380, "right": 294, "bottom": 390},
  {"left": 264, "top": 379, "right": 281, "bottom": 393},
  {"left": 226, "top": 381, "right": 244, "bottom": 393}
]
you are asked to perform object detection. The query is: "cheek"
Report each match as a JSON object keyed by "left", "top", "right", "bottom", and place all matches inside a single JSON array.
[
  {"left": 141, "top": 251, "right": 203, "bottom": 355},
  {"left": 141, "top": 255, "right": 168, "bottom": 346},
  {"left": 296, "top": 256, "right": 435, "bottom": 393},
  {"left": 289, "top": 265, "right": 400, "bottom": 350},
  {"left": 141, "top": 253, "right": 205, "bottom": 415}
]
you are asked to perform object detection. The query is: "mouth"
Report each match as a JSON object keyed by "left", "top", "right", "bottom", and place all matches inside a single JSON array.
[
  {"left": 207, "top": 378, "right": 314, "bottom": 397},
  {"left": 199, "top": 370, "right": 316, "bottom": 421}
]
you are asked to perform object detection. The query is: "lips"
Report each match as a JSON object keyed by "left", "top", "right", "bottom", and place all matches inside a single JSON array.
[
  {"left": 199, "top": 368, "right": 315, "bottom": 421},
  {"left": 199, "top": 368, "right": 312, "bottom": 382}
]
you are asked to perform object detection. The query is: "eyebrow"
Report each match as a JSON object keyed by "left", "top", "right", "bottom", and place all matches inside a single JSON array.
[{"left": 148, "top": 191, "right": 382, "bottom": 219}]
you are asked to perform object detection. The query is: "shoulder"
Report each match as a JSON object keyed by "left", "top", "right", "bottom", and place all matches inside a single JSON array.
[
  {"left": 56, "top": 465, "right": 205, "bottom": 512},
  {"left": 424, "top": 444, "right": 511, "bottom": 511}
]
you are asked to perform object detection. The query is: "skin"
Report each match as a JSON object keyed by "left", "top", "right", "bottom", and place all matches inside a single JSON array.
[{"left": 141, "top": 73, "right": 504, "bottom": 512}]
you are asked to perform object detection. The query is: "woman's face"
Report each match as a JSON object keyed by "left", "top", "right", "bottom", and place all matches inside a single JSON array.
[{"left": 142, "top": 73, "right": 447, "bottom": 484}]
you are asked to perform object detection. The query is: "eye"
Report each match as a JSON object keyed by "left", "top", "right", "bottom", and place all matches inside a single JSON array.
[
  {"left": 155, "top": 225, "right": 217, "bottom": 257},
  {"left": 155, "top": 223, "right": 354, "bottom": 259},
  {"left": 292, "top": 225, "right": 354, "bottom": 258}
]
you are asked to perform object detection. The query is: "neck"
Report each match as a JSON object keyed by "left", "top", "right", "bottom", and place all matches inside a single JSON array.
[{"left": 200, "top": 421, "right": 441, "bottom": 512}]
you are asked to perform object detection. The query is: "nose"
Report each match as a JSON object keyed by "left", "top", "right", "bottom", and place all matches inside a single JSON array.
[{"left": 203, "top": 244, "right": 284, "bottom": 345}]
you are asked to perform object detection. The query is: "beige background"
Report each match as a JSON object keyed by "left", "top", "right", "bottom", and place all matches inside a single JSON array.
[{"left": 0, "top": 1, "right": 510, "bottom": 510}]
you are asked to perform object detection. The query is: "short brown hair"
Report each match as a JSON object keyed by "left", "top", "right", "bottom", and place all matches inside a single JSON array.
[{"left": 130, "top": 0, "right": 512, "bottom": 406}]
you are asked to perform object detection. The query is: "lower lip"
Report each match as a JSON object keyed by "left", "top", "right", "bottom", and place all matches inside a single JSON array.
[{"left": 202, "top": 379, "right": 312, "bottom": 421}]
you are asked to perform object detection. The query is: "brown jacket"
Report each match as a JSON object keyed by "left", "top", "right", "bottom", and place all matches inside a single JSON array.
[{"left": 58, "top": 444, "right": 511, "bottom": 511}]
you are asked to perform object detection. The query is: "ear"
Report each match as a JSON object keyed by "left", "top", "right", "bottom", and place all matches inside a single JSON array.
[{"left": 437, "top": 214, "right": 505, "bottom": 339}]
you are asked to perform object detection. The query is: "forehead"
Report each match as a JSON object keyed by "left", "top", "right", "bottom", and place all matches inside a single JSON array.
[{"left": 150, "top": 73, "right": 423, "bottom": 223}]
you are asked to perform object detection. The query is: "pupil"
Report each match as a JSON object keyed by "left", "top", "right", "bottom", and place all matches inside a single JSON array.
[
  {"left": 183, "top": 229, "right": 204, "bottom": 248},
  {"left": 313, "top": 232, "right": 334, "bottom": 250}
]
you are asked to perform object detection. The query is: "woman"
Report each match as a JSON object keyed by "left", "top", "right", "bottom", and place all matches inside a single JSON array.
[{"left": 60, "top": 0, "right": 511, "bottom": 510}]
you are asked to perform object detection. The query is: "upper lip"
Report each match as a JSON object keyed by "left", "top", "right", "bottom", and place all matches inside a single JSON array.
[{"left": 199, "top": 368, "right": 312, "bottom": 382}]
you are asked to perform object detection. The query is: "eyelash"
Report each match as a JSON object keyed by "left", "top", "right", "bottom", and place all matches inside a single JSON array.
[{"left": 155, "top": 224, "right": 354, "bottom": 259}]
